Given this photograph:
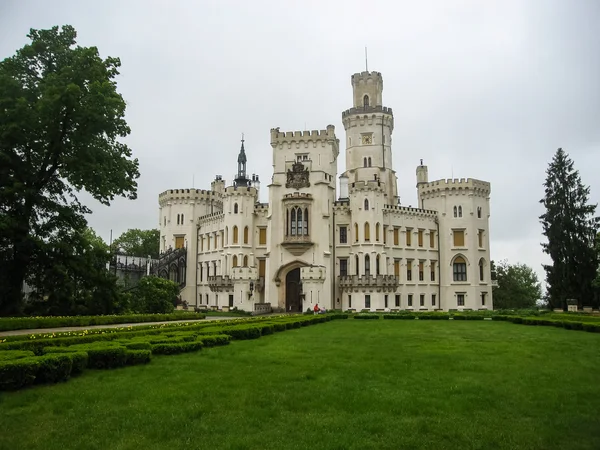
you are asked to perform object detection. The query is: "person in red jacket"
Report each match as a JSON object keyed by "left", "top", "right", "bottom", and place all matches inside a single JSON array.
[{"left": 313, "top": 304, "right": 319, "bottom": 315}]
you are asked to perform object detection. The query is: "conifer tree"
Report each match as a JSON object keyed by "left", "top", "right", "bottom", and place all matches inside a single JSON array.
[{"left": 539, "top": 148, "right": 599, "bottom": 310}]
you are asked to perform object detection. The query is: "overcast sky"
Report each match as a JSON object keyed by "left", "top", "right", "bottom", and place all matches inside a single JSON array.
[{"left": 2, "top": 0, "right": 599, "bottom": 290}]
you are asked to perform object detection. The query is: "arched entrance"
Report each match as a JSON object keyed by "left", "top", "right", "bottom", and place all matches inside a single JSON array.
[{"left": 286, "top": 268, "right": 302, "bottom": 312}]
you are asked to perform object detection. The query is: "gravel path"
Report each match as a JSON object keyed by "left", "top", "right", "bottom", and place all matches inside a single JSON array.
[{"left": 0, "top": 316, "right": 244, "bottom": 337}]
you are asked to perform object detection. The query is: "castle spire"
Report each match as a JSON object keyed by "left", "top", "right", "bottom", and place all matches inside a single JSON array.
[{"left": 234, "top": 133, "right": 249, "bottom": 187}]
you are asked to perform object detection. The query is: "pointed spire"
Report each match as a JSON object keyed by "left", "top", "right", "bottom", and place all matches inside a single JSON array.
[{"left": 237, "top": 133, "right": 247, "bottom": 164}]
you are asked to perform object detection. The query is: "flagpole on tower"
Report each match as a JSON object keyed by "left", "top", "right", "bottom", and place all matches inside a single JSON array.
[{"left": 365, "top": 47, "right": 368, "bottom": 72}]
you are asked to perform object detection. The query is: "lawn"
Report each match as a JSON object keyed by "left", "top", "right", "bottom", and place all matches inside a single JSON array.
[{"left": 1, "top": 320, "right": 599, "bottom": 450}]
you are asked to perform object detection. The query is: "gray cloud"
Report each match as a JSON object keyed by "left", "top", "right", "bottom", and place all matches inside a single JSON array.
[{"left": 2, "top": 0, "right": 599, "bottom": 289}]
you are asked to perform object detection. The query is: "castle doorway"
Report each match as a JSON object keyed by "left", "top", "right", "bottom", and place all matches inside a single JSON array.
[{"left": 285, "top": 268, "right": 302, "bottom": 313}]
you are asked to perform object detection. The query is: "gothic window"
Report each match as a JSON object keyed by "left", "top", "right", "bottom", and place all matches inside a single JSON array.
[
  {"left": 458, "top": 206, "right": 463, "bottom": 218},
  {"left": 339, "top": 226, "right": 347, "bottom": 244},
  {"left": 376, "top": 255, "right": 380, "bottom": 275},
  {"left": 355, "top": 255, "right": 360, "bottom": 275},
  {"left": 363, "top": 94, "right": 369, "bottom": 107},
  {"left": 453, "top": 206, "right": 457, "bottom": 218},
  {"left": 365, "top": 254, "right": 371, "bottom": 277},
  {"left": 286, "top": 206, "right": 309, "bottom": 236},
  {"left": 477, "top": 206, "right": 482, "bottom": 218},
  {"left": 233, "top": 226, "right": 239, "bottom": 244},
  {"left": 243, "top": 226, "right": 249, "bottom": 244},
  {"left": 181, "top": 214, "right": 184, "bottom": 224},
  {"left": 375, "top": 223, "right": 380, "bottom": 241},
  {"left": 354, "top": 223, "right": 359, "bottom": 242},
  {"left": 364, "top": 157, "right": 367, "bottom": 168},
  {"left": 234, "top": 203, "right": 238, "bottom": 214},
  {"left": 233, "top": 255, "right": 238, "bottom": 267},
  {"left": 479, "top": 258, "right": 485, "bottom": 282},
  {"left": 243, "top": 255, "right": 248, "bottom": 267},
  {"left": 225, "top": 227, "right": 228, "bottom": 245},
  {"left": 364, "top": 199, "right": 369, "bottom": 210},
  {"left": 368, "top": 157, "right": 372, "bottom": 167},
  {"left": 364, "top": 222, "right": 370, "bottom": 241},
  {"left": 453, "top": 256, "right": 467, "bottom": 282},
  {"left": 176, "top": 214, "right": 180, "bottom": 225}
]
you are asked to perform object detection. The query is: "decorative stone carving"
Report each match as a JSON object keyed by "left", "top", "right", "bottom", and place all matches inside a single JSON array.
[{"left": 286, "top": 161, "right": 310, "bottom": 189}]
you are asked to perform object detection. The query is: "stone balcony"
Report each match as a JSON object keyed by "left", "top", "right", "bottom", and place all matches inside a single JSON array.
[
  {"left": 281, "top": 234, "right": 313, "bottom": 256},
  {"left": 338, "top": 275, "right": 399, "bottom": 293},
  {"left": 208, "top": 275, "right": 234, "bottom": 292}
]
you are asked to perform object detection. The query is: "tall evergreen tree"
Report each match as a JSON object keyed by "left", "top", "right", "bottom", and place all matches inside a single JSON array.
[{"left": 539, "top": 148, "right": 599, "bottom": 310}]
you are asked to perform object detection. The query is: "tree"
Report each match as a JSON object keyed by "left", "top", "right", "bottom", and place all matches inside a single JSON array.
[
  {"left": 112, "top": 228, "right": 160, "bottom": 259},
  {"left": 0, "top": 25, "right": 139, "bottom": 314},
  {"left": 539, "top": 148, "right": 599, "bottom": 310},
  {"left": 491, "top": 260, "right": 542, "bottom": 310},
  {"left": 130, "top": 276, "right": 177, "bottom": 314},
  {"left": 25, "top": 226, "right": 127, "bottom": 316}
]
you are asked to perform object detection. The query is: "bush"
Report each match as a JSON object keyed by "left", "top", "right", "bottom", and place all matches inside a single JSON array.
[
  {"left": 0, "top": 350, "right": 35, "bottom": 361},
  {"left": 354, "top": 315, "right": 380, "bottom": 320},
  {"left": 151, "top": 341, "right": 203, "bottom": 355},
  {"left": 68, "top": 344, "right": 128, "bottom": 369},
  {"left": 383, "top": 315, "right": 415, "bottom": 320},
  {"left": 126, "top": 349, "right": 152, "bottom": 365}
]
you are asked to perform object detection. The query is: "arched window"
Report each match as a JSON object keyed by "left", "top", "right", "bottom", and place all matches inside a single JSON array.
[
  {"left": 479, "top": 259, "right": 485, "bottom": 282},
  {"left": 355, "top": 255, "right": 360, "bottom": 275},
  {"left": 354, "top": 223, "right": 359, "bottom": 242},
  {"left": 458, "top": 206, "right": 463, "bottom": 218},
  {"left": 368, "top": 157, "right": 372, "bottom": 167},
  {"left": 453, "top": 256, "right": 467, "bottom": 282},
  {"left": 375, "top": 223, "right": 380, "bottom": 241},
  {"left": 364, "top": 157, "right": 367, "bottom": 168},
  {"left": 376, "top": 254, "right": 380, "bottom": 275},
  {"left": 233, "top": 255, "right": 238, "bottom": 267},
  {"left": 181, "top": 214, "right": 184, "bottom": 224},
  {"left": 225, "top": 227, "right": 228, "bottom": 245},
  {"left": 287, "top": 206, "right": 308, "bottom": 236},
  {"left": 304, "top": 208, "right": 309, "bottom": 235},
  {"left": 243, "top": 226, "right": 249, "bottom": 244},
  {"left": 453, "top": 206, "right": 457, "bottom": 218},
  {"left": 477, "top": 207, "right": 482, "bottom": 219},
  {"left": 234, "top": 203, "right": 238, "bottom": 214},
  {"left": 364, "top": 199, "right": 369, "bottom": 210},
  {"left": 243, "top": 255, "right": 248, "bottom": 267},
  {"left": 163, "top": 216, "right": 166, "bottom": 226},
  {"left": 363, "top": 94, "right": 369, "bottom": 107},
  {"left": 176, "top": 214, "right": 180, "bottom": 225},
  {"left": 364, "top": 222, "right": 370, "bottom": 241},
  {"left": 233, "top": 226, "right": 239, "bottom": 244},
  {"left": 365, "top": 254, "right": 371, "bottom": 277}
]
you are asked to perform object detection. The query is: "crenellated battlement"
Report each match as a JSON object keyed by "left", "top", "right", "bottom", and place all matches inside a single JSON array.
[
  {"left": 223, "top": 186, "right": 259, "bottom": 197},
  {"left": 254, "top": 203, "right": 269, "bottom": 213},
  {"left": 198, "top": 212, "right": 225, "bottom": 226},
  {"left": 383, "top": 204, "right": 438, "bottom": 218},
  {"left": 351, "top": 71, "right": 383, "bottom": 85},
  {"left": 342, "top": 105, "right": 393, "bottom": 118},
  {"left": 349, "top": 179, "right": 386, "bottom": 194},
  {"left": 270, "top": 125, "right": 336, "bottom": 146},
  {"left": 300, "top": 265, "right": 327, "bottom": 282},
  {"left": 159, "top": 188, "right": 217, "bottom": 207},
  {"left": 418, "top": 178, "right": 491, "bottom": 196},
  {"left": 283, "top": 192, "right": 313, "bottom": 201}
]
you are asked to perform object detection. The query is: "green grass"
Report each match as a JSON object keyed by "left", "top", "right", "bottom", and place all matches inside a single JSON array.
[{"left": 1, "top": 320, "right": 599, "bottom": 450}]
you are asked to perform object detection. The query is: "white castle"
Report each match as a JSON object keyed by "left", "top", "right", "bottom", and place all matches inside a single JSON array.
[{"left": 156, "top": 70, "right": 493, "bottom": 313}]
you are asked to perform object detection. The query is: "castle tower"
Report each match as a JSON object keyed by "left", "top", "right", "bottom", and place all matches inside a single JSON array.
[
  {"left": 342, "top": 71, "right": 398, "bottom": 205},
  {"left": 234, "top": 136, "right": 250, "bottom": 188}
]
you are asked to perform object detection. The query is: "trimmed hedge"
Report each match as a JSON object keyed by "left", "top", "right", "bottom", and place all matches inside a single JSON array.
[
  {"left": 0, "top": 312, "right": 206, "bottom": 332},
  {"left": 383, "top": 314, "right": 415, "bottom": 320},
  {"left": 493, "top": 315, "right": 600, "bottom": 333},
  {"left": 354, "top": 315, "right": 380, "bottom": 320},
  {"left": 0, "top": 313, "right": 347, "bottom": 391}
]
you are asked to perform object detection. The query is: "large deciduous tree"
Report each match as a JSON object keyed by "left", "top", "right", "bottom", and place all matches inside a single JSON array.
[
  {"left": 0, "top": 25, "right": 139, "bottom": 314},
  {"left": 491, "top": 260, "right": 542, "bottom": 310},
  {"left": 112, "top": 228, "right": 160, "bottom": 259},
  {"left": 539, "top": 148, "right": 599, "bottom": 310}
]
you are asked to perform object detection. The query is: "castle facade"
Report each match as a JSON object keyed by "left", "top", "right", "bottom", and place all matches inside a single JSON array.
[{"left": 156, "top": 70, "right": 493, "bottom": 313}]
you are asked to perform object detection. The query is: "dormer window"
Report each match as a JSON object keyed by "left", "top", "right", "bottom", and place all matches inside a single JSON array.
[{"left": 363, "top": 94, "right": 369, "bottom": 107}]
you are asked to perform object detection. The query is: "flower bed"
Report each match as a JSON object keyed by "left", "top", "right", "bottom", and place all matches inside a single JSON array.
[{"left": 0, "top": 312, "right": 207, "bottom": 332}]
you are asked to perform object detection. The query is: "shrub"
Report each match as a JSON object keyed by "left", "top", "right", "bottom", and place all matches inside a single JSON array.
[
  {"left": 151, "top": 341, "right": 203, "bottom": 355},
  {"left": 354, "top": 315, "right": 380, "bottom": 320},
  {"left": 383, "top": 315, "right": 415, "bottom": 320},
  {"left": 0, "top": 358, "right": 39, "bottom": 390},
  {"left": 125, "top": 349, "right": 152, "bottom": 365},
  {"left": 0, "top": 350, "right": 35, "bottom": 361}
]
